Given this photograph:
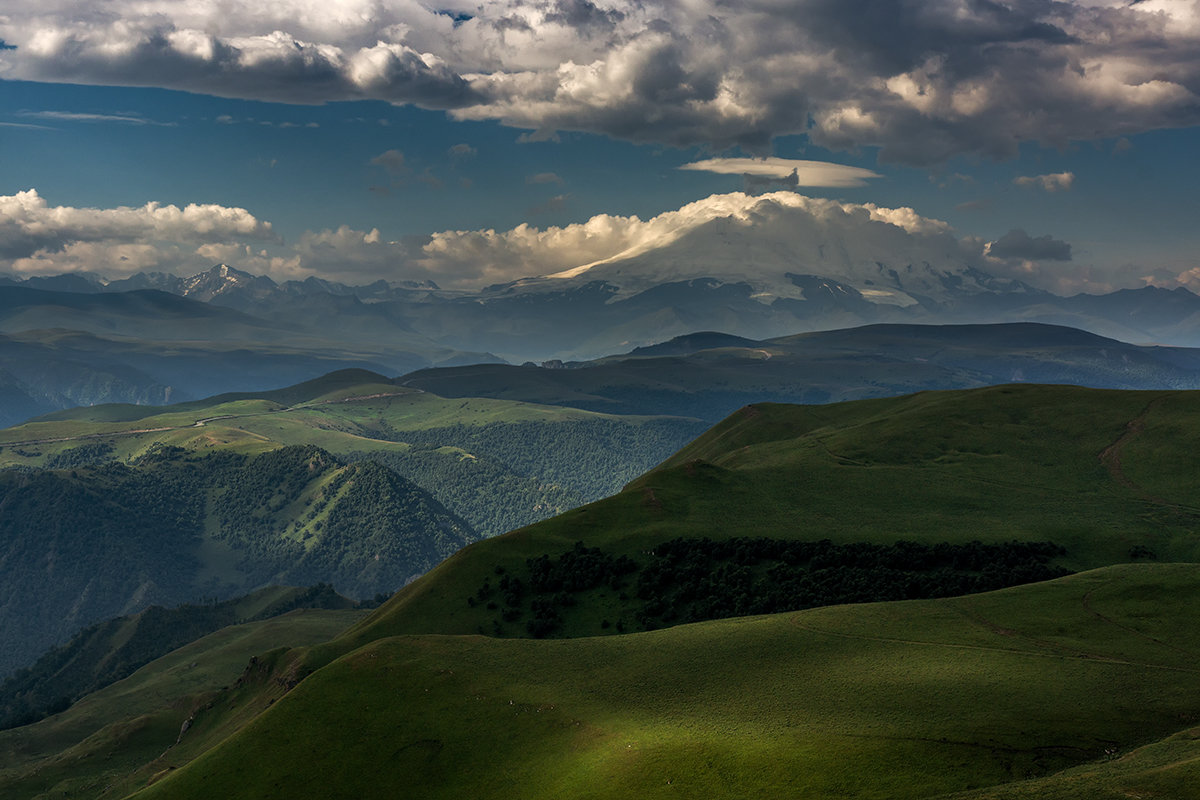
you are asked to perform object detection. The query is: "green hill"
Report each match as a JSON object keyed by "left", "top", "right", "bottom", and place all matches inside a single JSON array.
[
  {"left": 0, "top": 606, "right": 365, "bottom": 800},
  {"left": 7, "top": 384, "right": 1200, "bottom": 799},
  {"left": 0, "top": 445, "right": 474, "bottom": 677},
  {"left": 0, "top": 371, "right": 705, "bottom": 538},
  {"left": 0, "top": 585, "right": 356, "bottom": 731},
  {"left": 127, "top": 564, "right": 1200, "bottom": 800},
  {"left": 343, "top": 384, "right": 1200, "bottom": 645}
]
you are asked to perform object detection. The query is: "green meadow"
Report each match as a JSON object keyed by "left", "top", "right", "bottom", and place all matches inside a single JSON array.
[
  {"left": 130, "top": 565, "right": 1200, "bottom": 800},
  {"left": 0, "top": 608, "right": 364, "bottom": 800},
  {"left": 346, "top": 384, "right": 1200, "bottom": 644},
  {"left": 6, "top": 383, "right": 1200, "bottom": 798}
]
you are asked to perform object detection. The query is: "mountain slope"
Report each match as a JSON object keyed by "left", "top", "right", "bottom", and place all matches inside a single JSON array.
[
  {"left": 343, "top": 384, "right": 1200, "bottom": 645},
  {"left": 0, "top": 445, "right": 475, "bottom": 677},
  {"left": 0, "top": 371, "right": 705, "bottom": 538},
  {"left": 0, "top": 605, "right": 365, "bottom": 800},
  {"left": 129, "top": 564, "right": 1200, "bottom": 800},
  {"left": 5, "top": 385, "right": 1200, "bottom": 798},
  {"left": 0, "top": 584, "right": 355, "bottom": 730},
  {"left": 400, "top": 322, "right": 1200, "bottom": 421}
]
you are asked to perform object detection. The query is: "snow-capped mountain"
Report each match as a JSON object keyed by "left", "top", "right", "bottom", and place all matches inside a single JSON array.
[{"left": 489, "top": 192, "right": 1036, "bottom": 309}]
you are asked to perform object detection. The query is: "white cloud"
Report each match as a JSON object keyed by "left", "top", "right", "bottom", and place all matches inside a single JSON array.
[
  {"left": 1014, "top": 172, "right": 1076, "bottom": 192},
  {"left": 2, "top": 1, "right": 1200, "bottom": 160},
  {"left": 679, "top": 158, "right": 882, "bottom": 187},
  {"left": 0, "top": 188, "right": 1131, "bottom": 295},
  {"left": 16, "top": 110, "right": 171, "bottom": 125},
  {"left": 0, "top": 189, "right": 276, "bottom": 275}
]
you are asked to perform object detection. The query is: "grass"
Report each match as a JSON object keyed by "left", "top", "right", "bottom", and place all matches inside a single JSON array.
[
  {"left": 10, "top": 383, "right": 1200, "bottom": 798},
  {"left": 0, "top": 377, "right": 671, "bottom": 469},
  {"left": 0, "top": 608, "right": 364, "bottom": 800},
  {"left": 339, "top": 384, "right": 1200, "bottom": 645},
  {"left": 128, "top": 564, "right": 1200, "bottom": 800}
]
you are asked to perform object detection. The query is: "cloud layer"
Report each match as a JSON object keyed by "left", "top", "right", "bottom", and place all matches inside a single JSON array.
[
  {"left": 3, "top": 0, "right": 1200, "bottom": 160},
  {"left": 2, "top": 188, "right": 1124, "bottom": 295}
]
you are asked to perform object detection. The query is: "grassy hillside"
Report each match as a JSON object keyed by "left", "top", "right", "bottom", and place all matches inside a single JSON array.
[
  {"left": 0, "top": 370, "right": 705, "bottom": 537},
  {"left": 5, "top": 384, "right": 1200, "bottom": 798},
  {"left": 341, "top": 384, "right": 1200, "bottom": 645},
  {"left": 127, "top": 564, "right": 1200, "bottom": 800},
  {"left": 0, "top": 607, "right": 364, "bottom": 800},
  {"left": 0, "top": 445, "right": 474, "bottom": 677},
  {"left": 0, "top": 585, "right": 355, "bottom": 731}
]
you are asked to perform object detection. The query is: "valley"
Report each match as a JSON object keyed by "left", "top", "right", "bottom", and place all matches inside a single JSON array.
[{"left": 4, "top": 375, "right": 1200, "bottom": 799}]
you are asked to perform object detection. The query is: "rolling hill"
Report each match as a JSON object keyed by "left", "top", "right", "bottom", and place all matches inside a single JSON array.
[
  {"left": 5, "top": 384, "right": 1200, "bottom": 799},
  {"left": 129, "top": 564, "right": 1200, "bottom": 800},
  {"left": 339, "top": 383, "right": 1200, "bottom": 646},
  {"left": 399, "top": 322, "right": 1200, "bottom": 422},
  {"left": 0, "top": 369, "right": 705, "bottom": 537},
  {"left": 0, "top": 604, "right": 366, "bottom": 800}
]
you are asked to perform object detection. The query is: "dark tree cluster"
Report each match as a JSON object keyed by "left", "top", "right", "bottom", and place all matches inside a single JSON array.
[
  {"left": 44, "top": 442, "right": 116, "bottom": 469},
  {"left": 633, "top": 537, "right": 1068, "bottom": 629},
  {"left": 471, "top": 537, "right": 1069, "bottom": 639},
  {"left": 471, "top": 542, "right": 636, "bottom": 637}
]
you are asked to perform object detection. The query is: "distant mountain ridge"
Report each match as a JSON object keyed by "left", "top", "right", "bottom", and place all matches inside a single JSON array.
[
  {"left": 5, "top": 255, "right": 1200, "bottom": 366},
  {"left": 400, "top": 321, "right": 1200, "bottom": 421},
  {"left": 2, "top": 193, "right": 1200, "bottom": 364}
]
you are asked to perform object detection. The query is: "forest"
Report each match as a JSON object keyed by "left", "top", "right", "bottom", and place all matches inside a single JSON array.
[{"left": 473, "top": 538, "right": 1071, "bottom": 637}]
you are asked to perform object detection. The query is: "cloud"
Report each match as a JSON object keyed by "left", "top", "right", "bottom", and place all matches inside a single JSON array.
[
  {"left": 1013, "top": 172, "right": 1076, "bottom": 192},
  {"left": 415, "top": 191, "right": 964, "bottom": 288},
  {"left": 528, "top": 193, "right": 569, "bottom": 215},
  {"left": 0, "top": 189, "right": 277, "bottom": 276},
  {"left": 985, "top": 229, "right": 1073, "bottom": 261},
  {"left": 16, "top": 110, "right": 171, "bottom": 125},
  {"left": 448, "top": 142, "right": 476, "bottom": 158},
  {"left": 526, "top": 172, "right": 563, "bottom": 185},
  {"left": 370, "top": 149, "right": 409, "bottom": 177},
  {"left": 680, "top": 158, "right": 882, "bottom": 188},
  {"left": 2, "top": 1, "right": 1200, "bottom": 160}
]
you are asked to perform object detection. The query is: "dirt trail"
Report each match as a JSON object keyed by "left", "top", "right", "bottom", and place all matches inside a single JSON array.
[
  {"left": 1080, "top": 585, "right": 1195, "bottom": 656},
  {"left": 1098, "top": 396, "right": 1168, "bottom": 496}
]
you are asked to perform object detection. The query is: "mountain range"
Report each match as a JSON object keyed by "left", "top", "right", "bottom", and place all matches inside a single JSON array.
[
  {"left": 3, "top": 191, "right": 1200, "bottom": 372},
  {"left": 3, "top": 190, "right": 1200, "bottom": 428}
]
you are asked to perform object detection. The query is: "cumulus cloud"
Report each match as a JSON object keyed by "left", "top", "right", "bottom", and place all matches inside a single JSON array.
[
  {"left": 415, "top": 191, "right": 964, "bottom": 287},
  {"left": 680, "top": 158, "right": 882, "bottom": 188},
  {"left": 447, "top": 142, "right": 477, "bottom": 158},
  {"left": 1014, "top": 172, "right": 1076, "bottom": 192},
  {"left": 3, "top": 1, "right": 1200, "bottom": 160},
  {"left": 0, "top": 190, "right": 279, "bottom": 277},
  {"left": 526, "top": 172, "right": 563, "bottom": 185},
  {"left": 986, "top": 229, "right": 1073, "bottom": 261},
  {"left": 0, "top": 188, "right": 1125, "bottom": 295}
]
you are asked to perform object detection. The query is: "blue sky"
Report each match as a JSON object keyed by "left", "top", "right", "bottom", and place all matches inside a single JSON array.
[{"left": 1, "top": 0, "right": 1198, "bottom": 292}]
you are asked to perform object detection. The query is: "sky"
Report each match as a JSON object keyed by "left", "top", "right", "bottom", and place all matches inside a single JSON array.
[{"left": 1, "top": 0, "right": 1198, "bottom": 293}]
